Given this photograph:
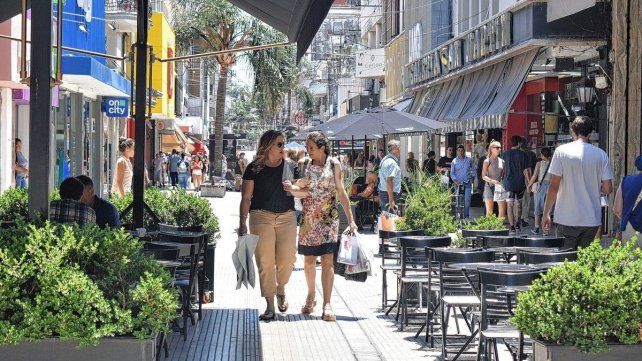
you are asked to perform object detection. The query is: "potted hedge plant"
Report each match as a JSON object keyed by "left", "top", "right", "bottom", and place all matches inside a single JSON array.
[
  {"left": 111, "top": 188, "right": 220, "bottom": 238},
  {"left": 396, "top": 175, "right": 456, "bottom": 237},
  {"left": 511, "top": 239, "right": 642, "bottom": 360},
  {"left": 459, "top": 214, "right": 508, "bottom": 247},
  {"left": 0, "top": 221, "right": 178, "bottom": 361}
]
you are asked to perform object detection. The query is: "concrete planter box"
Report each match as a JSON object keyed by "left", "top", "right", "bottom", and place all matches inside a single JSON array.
[
  {"left": 532, "top": 339, "right": 642, "bottom": 361},
  {"left": 201, "top": 182, "right": 226, "bottom": 198},
  {"left": 0, "top": 335, "right": 157, "bottom": 361}
]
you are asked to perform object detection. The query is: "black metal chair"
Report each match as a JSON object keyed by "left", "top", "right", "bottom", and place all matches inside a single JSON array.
[
  {"left": 378, "top": 229, "right": 424, "bottom": 312},
  {"left": 142, "top": 244, "right": 181, "bottom": 360},
  {"left": 476, "top": 270, "right": 545, "bottom": 361},
  {"left": 517, "top": 250, "right": 577, "bottom": 264},
  {"left": 478, "top": 235, "right": 523, "bottom": 248},
  {"left": 157, "top": 231, "right": 207, "bottom": 341},
  {"left": 395, "top": 236, "right": 451, "bottom": 331},
  {"left": 431, "top": 249, "right": 495, "bottom": 360},
  {"left": 514, "top": 236, "right": 565, "bottom": 248},
  {"left": 461, "top": 229, "right": 509, "bottom": 248}
]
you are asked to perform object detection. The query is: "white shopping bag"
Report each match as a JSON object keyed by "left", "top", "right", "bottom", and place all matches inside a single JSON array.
[
  {"left": 345, "top": 239, "right": 372, "bottom": 275},
  {"left": 337, "top": 232, "right": 359, "bottom": 265}
]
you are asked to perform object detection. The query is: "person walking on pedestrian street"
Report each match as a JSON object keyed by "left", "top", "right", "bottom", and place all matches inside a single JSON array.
[
  {"left": 111, "top": 138, "right": 134, "bottom": 197},
  {"left": 177, "top": 153, "right": 190, "bottom": 190},
  {"left": 542, "top": 116, "right": 613, "bottom": 249},
  {"left": 168, "top": 149, "right": 181, "bottom": 188},
  {"left": 77, "top": 175, "right": 121, "bottom": 229},
  {"left": 14, "top": 138, "right": 28, "bottom": 189},
  {"left": 284, "top": 131, "right": 357, "bottom": 322},
  {"left": 422, "top": 151, "right": 436, "bottom": 176},
  {"left": 451, "top": 145, "right": 474, "bottom": 220},
  {"left": 161, "top": 152, "right": 168, "bottom": 187},
  {"left": 502, "top": 136, "right": 531, "bottom": 234},
  {"left": 191, "top": 155, "right": 204, "bottom": 191},
  {"left": 378, "top": 140, "right": 403, "bottom": 214},
  {"left": 613, "top": 155, "right": 642, "bottom": 244},
  {"left": 520, "top": 137, "right": 538, "bottom": 228},
  {"left": 153, "top": 152, "right": 165, "bottom": 187},
  {"left": 238, "top": 130, "right": 299, "bottom": 321},
  {"left": 481, "top": 141, "right": 507, "bottom": 218},
  {"left": 527, "top": 147, "right": 553, "bottom": 235}
]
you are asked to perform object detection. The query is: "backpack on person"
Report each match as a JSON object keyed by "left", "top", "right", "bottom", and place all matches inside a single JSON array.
[
  {"left": 627, "top": 184, "right": 642, "bottom": 232},
  {"left": 178, "top": 161, "right": 188, "bottom": 173}
]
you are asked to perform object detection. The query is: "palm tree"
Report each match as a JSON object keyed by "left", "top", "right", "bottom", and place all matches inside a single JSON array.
[
  {"left": 174, "top": 0, "right": 298, "bottom": 175},
  {"left": 174, "top": 0, "right": 252, "bottom": 176}
]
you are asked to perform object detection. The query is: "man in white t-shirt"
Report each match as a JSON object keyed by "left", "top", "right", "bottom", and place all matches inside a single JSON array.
[{"left": 542, "top": 116, "right": 613, "bottom": 249}]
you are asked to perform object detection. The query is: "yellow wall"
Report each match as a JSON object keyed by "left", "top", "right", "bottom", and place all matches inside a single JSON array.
[
  {"left": 385, "top": 33, "right": 407, "bottom": 104},
  {"left": 149, "top": 12, "right": 175, "bottom": 118}
]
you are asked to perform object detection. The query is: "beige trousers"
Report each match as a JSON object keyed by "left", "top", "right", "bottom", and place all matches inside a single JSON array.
[{"left": 249, "top": 210, "right": 297, "bottom": 297}]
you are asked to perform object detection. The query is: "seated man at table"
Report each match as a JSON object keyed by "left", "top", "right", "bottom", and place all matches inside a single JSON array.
[
  {"left": 76, "top": 175, "right": 121, "bottom": 229},
  {"left": 49, "top": 177, "right": 96, "bottom": 227},
  {"left": 355, "top": 171, "right": 380, "bottom": 230}
]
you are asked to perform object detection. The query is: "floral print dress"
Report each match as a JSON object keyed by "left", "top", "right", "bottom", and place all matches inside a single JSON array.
[{"left": 298, "top": 157, "right": 340, "bottom": 256}]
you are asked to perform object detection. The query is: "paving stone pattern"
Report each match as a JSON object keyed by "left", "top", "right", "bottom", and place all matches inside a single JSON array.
[{"left": 167, "top": 192, "right": 514, "bottom": 361}]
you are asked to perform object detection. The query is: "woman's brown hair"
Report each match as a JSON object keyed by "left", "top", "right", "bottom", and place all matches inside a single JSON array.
[
  {"left": 253, "top": 130, "right": 284, "bottom": 173},
  {"left": 118, "top": 138, "right": 134, "bottom": 153}
]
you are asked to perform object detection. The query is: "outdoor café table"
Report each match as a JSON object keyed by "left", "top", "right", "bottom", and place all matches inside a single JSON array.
[
  {"left": 446, "top": 263, "right": 544, "bottom": 299},
  {"left": 447, "top": 263, "right": 543, "bottom": 272},
  {"left": 490, "top": 246, "right": 562, "bottom": 263}
]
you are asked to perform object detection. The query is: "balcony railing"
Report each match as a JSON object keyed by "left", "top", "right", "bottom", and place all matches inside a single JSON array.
[{"left": 105, "top": 0, "right": 139, "bottom": 13}]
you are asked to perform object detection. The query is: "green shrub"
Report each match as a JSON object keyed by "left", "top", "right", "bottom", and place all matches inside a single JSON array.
[
  {"left": 0, "top": 188, "right": 62, "bottom": 222},
  {"left": 511, "top": 240, "right": 642, "bottom": 353},
  {"left": 400, "top": 174, "right": 456, "bottom": 236},
  {"left": 111, "top": 189, "right": 219, "bottom": 238},
  {"left": 0, "top": 222, "right": 178, "bottom": 347},
  {"left": 0, "top": 188, "right": 28, "bottom": 222},
  {"left": 464, "top": 214, "right": 506, "bottom": 230}
]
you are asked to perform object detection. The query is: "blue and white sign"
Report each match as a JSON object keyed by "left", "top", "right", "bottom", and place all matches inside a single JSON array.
[{"left": 102, "top": 97, "right": 129, "bottom": 117}]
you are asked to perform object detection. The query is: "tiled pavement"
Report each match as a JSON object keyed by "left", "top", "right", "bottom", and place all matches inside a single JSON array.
[{"left": 167, "top": 192, "right": 513, "bottom": 361}]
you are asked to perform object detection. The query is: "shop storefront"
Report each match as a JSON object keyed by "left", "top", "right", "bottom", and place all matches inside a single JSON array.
[{"left": 405, "top": 1, "right": 609, "bottom": 154}]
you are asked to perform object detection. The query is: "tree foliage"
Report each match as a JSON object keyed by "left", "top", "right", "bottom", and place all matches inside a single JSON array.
[{"left": 247, "top": 22, "right": 298, "bottom": 122}]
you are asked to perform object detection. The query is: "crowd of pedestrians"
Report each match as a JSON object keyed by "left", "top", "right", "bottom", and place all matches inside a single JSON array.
[
  {"left": 152, "top": 148, "right": 210, "bottom": 191},
  {"left": 391, "top": 116, "right": 639, "bottom": 246}
]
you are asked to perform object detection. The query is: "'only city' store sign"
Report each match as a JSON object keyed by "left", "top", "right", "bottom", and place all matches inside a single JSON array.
[{"left": 102, "top": 97, "right": 129, "bottom": 117}]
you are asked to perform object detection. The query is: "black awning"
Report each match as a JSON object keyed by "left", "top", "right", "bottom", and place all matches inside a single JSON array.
[
  {"left": 417, "top": 48, "right": 541, "bottom": 132},
  {"left": 227, "top": 0, "right": 334, "bottom": 60}
]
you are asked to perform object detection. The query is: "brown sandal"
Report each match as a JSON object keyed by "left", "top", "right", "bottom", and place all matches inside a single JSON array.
[
  {"left": 276, "top": 294, "right": 288, "bottom": 313},
  {"left": 322, "top": 304, "right": 336, "bottom": 322},
  {"left": 301, "top": 298, "right": 316, "bottom": 314}
]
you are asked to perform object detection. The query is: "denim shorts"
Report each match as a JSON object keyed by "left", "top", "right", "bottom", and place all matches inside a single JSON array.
[{"left": 533, "top": 182, "right": 549, "bottom": 215}]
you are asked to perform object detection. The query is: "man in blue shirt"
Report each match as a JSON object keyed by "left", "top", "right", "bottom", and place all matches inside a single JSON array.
[
  {"left": 168, "top": 149, "right": 182, "bottom": 188},
  {"left": 378, "top": 140, "right": 402, "bottom": 213},
  {"left": 450, "top": 144, "right": 474, "bottom": 219},
  {"left": 76, "top": 175, "right": 121, "bottom": 229}
]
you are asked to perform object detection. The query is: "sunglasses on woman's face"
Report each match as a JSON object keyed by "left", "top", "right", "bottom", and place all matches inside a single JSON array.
[{"left": 273, "top": 142, "right": 284, "bottom": 149}]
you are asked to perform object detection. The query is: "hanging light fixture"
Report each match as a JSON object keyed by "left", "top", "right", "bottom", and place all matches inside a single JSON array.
[{"left": 576, "top": 86, "right": 595, "bottom": 103}]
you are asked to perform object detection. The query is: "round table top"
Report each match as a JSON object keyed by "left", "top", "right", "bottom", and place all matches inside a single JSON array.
[
  {"left": 448, "top": 262, "right": 543, "bottom": 272},
  {"left": 490, "top": 246, "right": 562, "bottom": 254}
]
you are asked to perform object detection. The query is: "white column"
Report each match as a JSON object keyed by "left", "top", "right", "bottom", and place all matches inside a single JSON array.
[{"left": 0, "top": 89, "right": 14, "bottom": 191}]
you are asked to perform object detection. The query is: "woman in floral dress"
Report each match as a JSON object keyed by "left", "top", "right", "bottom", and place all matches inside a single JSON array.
[{"left": 285, "top": 131, "right": 357, "bottom": 321}]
